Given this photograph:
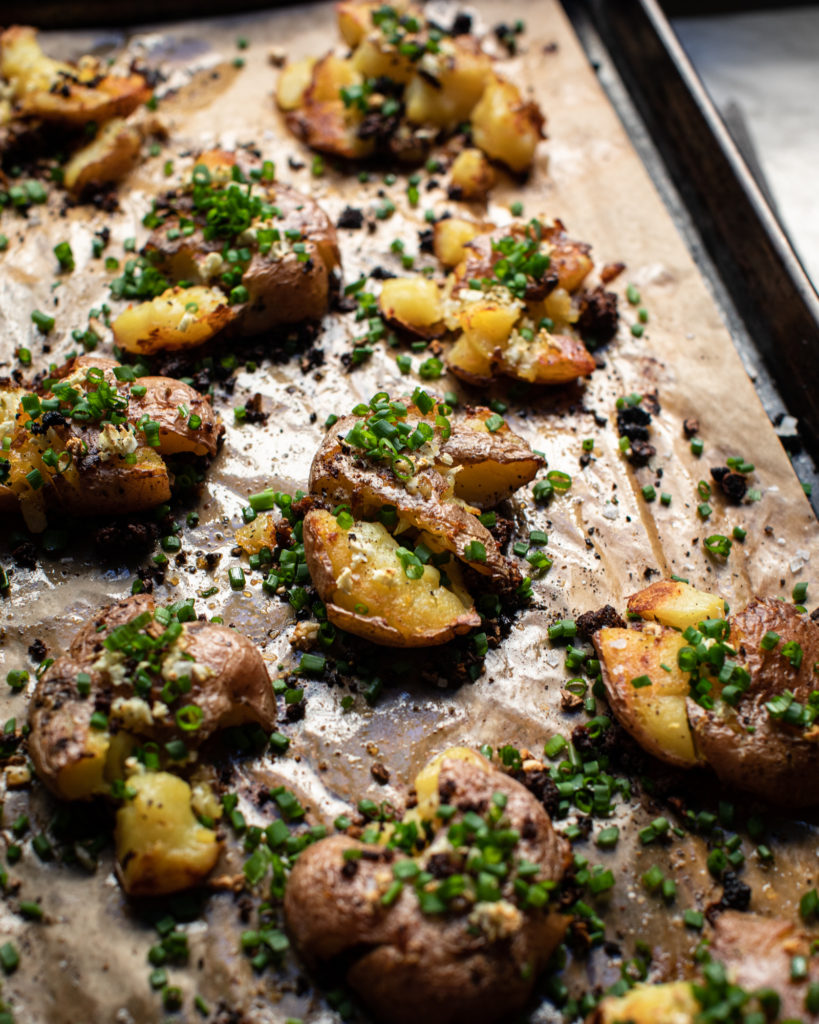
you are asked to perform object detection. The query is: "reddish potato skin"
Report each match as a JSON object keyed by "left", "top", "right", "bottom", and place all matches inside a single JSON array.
[
  {"left": 284, "top": 757, "right": 570, "bottom": 1024},
  {"left": 28, "top": 596, "right": 277, "bottom": 797},
  {"left": 713, "top": 912, "right": 819, "bottom": 1020},
  {"left": 687, "top": 598, "right": 819, "bottom": 807},
  {"left": 127, "top": 377, "right": 220, "bottom": 457}
]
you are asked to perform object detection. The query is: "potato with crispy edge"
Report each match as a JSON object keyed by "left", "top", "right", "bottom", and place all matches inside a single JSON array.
[
  {"left": 379, "top": 277, "right": 444, "bottom": 338},
  {"left": 303, "top": 511, "right": 480, "bottom": 646},
  {"left": 594, "top": 580, "right": 819, "bottom": 805},
  {"left": 469, "top": 74, "right": 545, "bottom": 174},
  {"left": 591, "top": 912, "right": 819, "bottom": 1024},
  {"left": 62, "top": 116, "right": 142, "bottom": 195},
  {"left": 0, "top": 26, "right": 150, "bottom": 126},
  {"left": 115, "top": 771, "right": 221, "bottom": 897},
  {"left": 309, "top": 404, "right": 541, "bottom": 585},
  {"left": 28, "top": 594, "right": 277, "bottom": 804},
  {"left": 449, "top": 147, "right": 496, "bottom": 201},
  {"left": 115, "top": 158, "right": 340, "bottom": 350},
  {"left": 285, "top": 750, "right": 570, "bottom": 1024},
  {"left": 0, "top": 355, "right": 221, "bottom": 530}
]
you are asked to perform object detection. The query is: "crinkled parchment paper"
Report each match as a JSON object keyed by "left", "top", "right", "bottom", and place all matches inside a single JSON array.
[{"left": 1, "top": 2, "right": 818, "bottom": 1022}]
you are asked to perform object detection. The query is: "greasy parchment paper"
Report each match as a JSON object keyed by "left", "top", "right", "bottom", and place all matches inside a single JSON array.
[{"left": 1, "top": 2, "right": 819, "bottom": 1022}]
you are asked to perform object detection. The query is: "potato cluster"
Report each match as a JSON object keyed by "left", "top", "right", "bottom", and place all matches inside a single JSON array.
[
  {"left": 593, "top": 579, "right": 819, "bottom": 806},
  {"left": 0, "top": 26, "right": 152, "bottom": 195},
  {"left": 301, "top": 391, "right": 542, "bottom": 645},
  {"left": 276, "top": 1, "right": 544, "bottom": 172},
  {"left": 379, "top": 217, "right": 614, "bottom": 386},
  {"left": 0, "top": 354, "right": 220, "bottom": 532}
]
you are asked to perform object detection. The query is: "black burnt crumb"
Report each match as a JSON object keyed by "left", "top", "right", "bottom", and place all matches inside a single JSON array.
[
  {"left": 811, "top": 608, "right": 819, "bottom": 623},
  {"left": 28, "top": 638, "right": 47, "bottom": 662},
  {"left": 683, "top": 417, "right": 700, "bottom": 438},
  {"left": 418, "top": 228, "right": 435, "bottom": 253},
  {"left": 341, "top": 858, "right": 359, "bottom": 879},
  {"left": 242, "top": 393, "right": 269, "bottom": 425},
  {"left": 707, "top": 871, "right": 752, "bottom": 923},
  {"left": 370, "top": 265, "right": 396, "bottom": 280},
  {"left": 11, "top": 541, "right": 37, "bottom": 569},
  {"left": 288, "top": 156, "right": 305, "bottom": 170},
  {"left": 370, "top": 762, "right": 390, "bottom": 785},
  {"left": 451, "top": 11, "right": 472, "bottom": 34},
  {"left": 285, "top": 701, "right": 306, "bottom": 723},
  {"left": 516, "top": 768, "right": 561, "bottom": 818},
  {"left": 336, "top": 206, "right": 364, "bottom": 230},
  {"left": 576, "top": 285, "right": 618, "bottom": 343},
  {"left": 616, "top": 404, "right": 652, "bottom": 443},
  {"left": 710, "top": 467, "right": 747, "bottom": 503},
  {"left": 447, "top": 184, "right": 464, "bottom": 201},
  {"left": 94, "top": 520, "right": 159, "bottom": 554},
  {"left": 427, "top": 853, "right": 458, "bottom": 878},
  {"left": 626, "top": 439, "right": 655, "bottom": 466},
  {"left": 576, "top": 605, "right": 626, "bottom": 640}
]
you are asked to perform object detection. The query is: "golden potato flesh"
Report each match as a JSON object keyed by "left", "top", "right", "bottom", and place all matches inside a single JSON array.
[
  {"left": 302, "top": 509, "right": 480, "bottom": 647},
  {"left": 63, "top": 117, "right": 142, "bottom": 194},
  {"left": 404, "top": 44, "right": 491, "bottom": 130},
  {"left": 112, "top": 286, "right": 235, "bottom": 355},
  {"left": 627, "top": 579, "right": 725, "bottom": 631},
  {"left": 378, "top": 277, "right": 444, "bottom": 337},
  {"left": 433, "top": 217, "right": 481, "bottom": 268},
  {"left": 594, "top": 627, "right": 700, "bottom": 768},
  {"left": 591, "top": 982, "right": 698, "bottom": 1024},
  {"left": 115, "top": 771, "right": 221, "bottom": 896},
  {"left": 275, "top": 57, "right": 316, "bottom": 111},
  {"left": 469, "top": 75, "right": 544, "bottom": 173},
  {"left": 449, "top": 148, "right": 496, "bottom": 201}
]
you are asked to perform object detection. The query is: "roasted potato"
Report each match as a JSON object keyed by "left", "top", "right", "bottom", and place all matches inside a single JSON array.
[
  {"left": 449, "top": 147, "right": 496, "bottom": 201},
  {"left": 304, "top": 396, "right": 541, "bottom": 645},
  {"left": 594, "top": 581, "right": 819, "bottom": 805},
  {"left": 469, "top": 75, "right": 545, "bottom": 173},
  {"left": 591, "top": 912, "right": 819, "bottom": 1024},
  {"left": 28, "top": 594, "right": 277, "bottom": 801},
  {"left": 303, "top": 510, "right": 480, "bottom": 646},
  {"left": 112, "top": 159, "right": 340, "bottom": 351},
  {"left": 62, "top": 116, "right": 143, "bottom": 195},
  {"left": 1, "top": 26, "right": 150, "bottom": 125},
  {"left": 0, "top": 356, "right": 221, "bottom": 530},
  {"left": 284, "top": 750, "right": 570, "bottom": 1024},
  {"left": 277, "top": 3, "right": 544, "bottom": 175},
  {"left": 115, "top": 771, "right": 221, "bottom": 896},
  {"left": 382, "top": 218, "right": 609, "bottom": 387}
]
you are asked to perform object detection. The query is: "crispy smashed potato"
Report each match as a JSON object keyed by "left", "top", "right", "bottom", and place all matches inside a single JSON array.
[
  {"left": 112, "top": 151, "right": 340, "bottom": 351},
  {"left": 380, "top": 218, "right": 616, "bottom": 387},
  {"left": 0, "top": 355, "right": 220, "bottom": 532},
  {"left": 28, "top": 595, "right": 275, "bottom": 894},
  {"left": 277, "top": 2, "right": 544, "bottom": 173},
  {"left": 0, "top": 26, "right": 151, "bottom": 196},
  {"left": 449, "top": 147, "right": 496, "bottom": 200},
  {"left": 28, "top": 594, "right": 277, "bottom": 801},
  {"left": 303, "top": 511, "right": 480, "bottom": 646},
  {"left": 592, "top": 912, "right": 819, "bottom": 1024},
  {"left": 285, "top": 750, "right": 569, "bottom": 1024},
  {"left": 594, "top": 580, "right": 819, "bottom": 805},
  {"left": 304, "top": 393, "right": 542, "bottom": 645}
]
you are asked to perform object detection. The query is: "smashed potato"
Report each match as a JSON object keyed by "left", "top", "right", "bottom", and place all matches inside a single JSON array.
[
  {"left": 28, "top": 595, "right": 276, "bottom": 894},
  {"left": 277, "top": 2, "right": 544, "bottom": 173},
  {"left": 285, "top": 750, "right": 569, "bottom": 1024},
  {"left": 0, "top": 355, "right": 220, "bottom": 532},
  {"left": 304, "top": 392, "right": 543, "bottom": 645},
  {"left": 594, "top": 580, "right": 819, "bottom": 805},
  {"left": 0, "top": 26, "right": 151, "bottom": 196},
  {"left": 112, "top": 151, "right": 340, "bottom": 351},
  {"left": 380, "top": 218, "right": 617, "bottom": 387},
  {"left": 304, "top": 392, "right": 542, "bottom": 645},
  {"left": 28, "top": 594, "right": 277, "bottom": 801}
]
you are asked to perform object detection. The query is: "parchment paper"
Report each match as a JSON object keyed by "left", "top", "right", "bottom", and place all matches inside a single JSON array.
[{"left": 1, "top": 3, "right": 818, "bottom": 1022}]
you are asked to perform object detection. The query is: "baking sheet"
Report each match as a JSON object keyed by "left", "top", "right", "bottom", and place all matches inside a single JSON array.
[{"left": 1, "top": 2, "right": 819, "bottom": 1021}]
